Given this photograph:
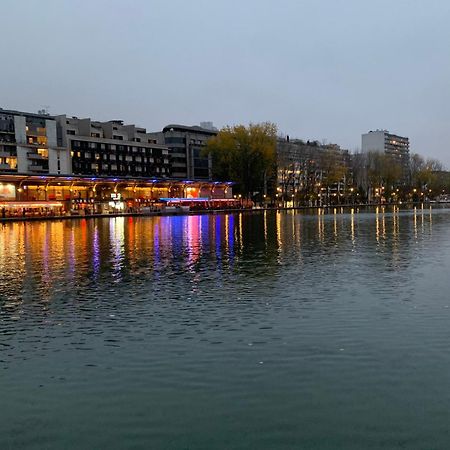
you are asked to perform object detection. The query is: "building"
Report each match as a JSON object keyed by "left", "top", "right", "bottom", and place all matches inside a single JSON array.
[
  {"left": 56, "top": 116, "right": 171, "bottom": 178},
  {"left": 149, "top": 124, "right": 216, "bottom": 180},
  {"left": 199, "top": 121, "right": 218, "bottom": 131},
  {"left": 0, "top": 173, "right": 235, "bottom": 218},
  {"left": 0, "top": 108, "right": 69, "bottom": 175},
  {"left": 362, "top": 130, "right": 410, "bottom": 172},
  {"left": 0, "top": 109, "right": 235, "bottom": 217},
  {"left": 276, "top": 137, "right": 352, "bottom": 205}
]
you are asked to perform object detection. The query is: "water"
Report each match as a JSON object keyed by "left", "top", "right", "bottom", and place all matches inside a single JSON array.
[{"left": 1, "top": 207, "right": 450, "bottom": 449}]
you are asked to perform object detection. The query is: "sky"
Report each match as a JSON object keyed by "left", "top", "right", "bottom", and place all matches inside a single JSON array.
[{"left": 2, "top": 0, "right": 450, "bottom": 165}]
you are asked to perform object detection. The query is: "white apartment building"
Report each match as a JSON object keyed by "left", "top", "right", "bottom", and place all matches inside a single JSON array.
[
  {"left": 0, "top": 109, "right": 70, "bottom": 175},
  {"left": 362, "top": 130, "right": 409, "bottom": 161}
]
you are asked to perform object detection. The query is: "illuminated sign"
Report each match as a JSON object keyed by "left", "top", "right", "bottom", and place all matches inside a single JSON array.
[
  {"left": 111, "top": 193, "right": 121, "bottom": 200},
  {"left": 0, "top": 183, "right": 16, "bottom": 200}
]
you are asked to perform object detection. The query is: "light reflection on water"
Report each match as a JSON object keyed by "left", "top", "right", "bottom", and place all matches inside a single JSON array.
[{"left": 1, "top": 207, "right": 450, "bottom": 450}]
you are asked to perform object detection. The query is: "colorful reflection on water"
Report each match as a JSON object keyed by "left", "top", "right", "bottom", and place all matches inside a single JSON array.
[{"left": 0, "top": 206, "right": 449, "bottom": 450}]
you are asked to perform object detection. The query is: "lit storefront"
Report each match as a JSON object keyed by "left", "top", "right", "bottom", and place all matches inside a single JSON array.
[{"left": 0, "top": 175, "right": 235, "bottom": 218}]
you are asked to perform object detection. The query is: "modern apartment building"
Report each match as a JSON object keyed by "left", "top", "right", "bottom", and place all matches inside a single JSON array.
[
  {"left": 0, "top": 108, "right": 69, "bottom": 175},
  {"left": 56, "top": 116, "right": 170, "bottom": 178},
  {"left": 361, "top": 129, "right": 410, "bottom": 169},
  {"left": 277, "top": 137, "right": 352, "bottom": 194},
  {"left": 149, "top": 124, "right": 215, "bottom": 180}
]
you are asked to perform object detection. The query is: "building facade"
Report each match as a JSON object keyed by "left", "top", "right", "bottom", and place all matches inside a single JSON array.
[
  {"left": 361, "top": 129, "right": 410, "bottom": 171},
  {"left": 0, "top": 109, "right": 235, "bottom": 217},
  {"left": 56, "top": 116, "right": 171, "bottom": 178},
  {"left": 276, "top": 137, "right": 352, "bottom": 205},
  {"left": 0, "top": 173, "right": 235, "bottom": 218},
  {"left": 150, "top": 124, "right": 215, "bottom": 180},
  {"left": 0, "top": 108, "right": 69, "bottom": 175}
]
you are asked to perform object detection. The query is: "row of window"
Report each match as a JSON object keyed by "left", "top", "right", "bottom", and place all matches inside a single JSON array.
[
  {"left": 71, "top": 141, "right": 167, "bottom": 155},
  {"left": 66, "top": 133, "right": 156, "bottom": 144},
  {"left": 72, "top": 162, "right": 169, "bottom": 176},
  {"left": 71, "top": 151, "right": 169, "bottom": 165}
]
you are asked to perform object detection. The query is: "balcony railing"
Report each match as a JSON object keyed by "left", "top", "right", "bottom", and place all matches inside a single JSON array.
[
  {"left": 27, "top": 152, "right": 47, "bottom": 160},
  {"left": 28, "top": 164, "right": 48, "bottom": 173},
  {"left": 0, "top": 163, "right": 15, "bottom": 171}
]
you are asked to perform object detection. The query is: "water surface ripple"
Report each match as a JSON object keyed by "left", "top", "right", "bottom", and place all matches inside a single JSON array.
[{"left": 1, "top": 207, "right": 450, "bottom": 449}]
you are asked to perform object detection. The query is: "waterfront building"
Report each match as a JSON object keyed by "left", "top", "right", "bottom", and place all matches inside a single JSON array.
[
  {"left": 149, "top": 124, "right": 216, "bottom": 180},
  {"left": 0, "top": 174, "right": 234, "bottom": 217},
  {"left": 56, "top": 116, "right": 171, "bottom": 178},
  {"left": 0, "top": 110, "right": 233, "bottom": 217},
  {"left": 361, "top": 129, "right": 410, "bottom": 174},
  {"left": 0, "top": 108, "right": 69, "bottom": 175},
  {"left": 276, "top": 137, "right": 352, "bottom": 205}
]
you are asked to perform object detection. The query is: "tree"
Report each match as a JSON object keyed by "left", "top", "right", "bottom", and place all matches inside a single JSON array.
[
  {"left": 319, "top": 148, "right": 348, "bottom": 204},
  {"left": 410, "top": 153, "right": 443, "bottom": 193},
  {"left": 205, "top": 122, "right": 277, "bottom": 198}
]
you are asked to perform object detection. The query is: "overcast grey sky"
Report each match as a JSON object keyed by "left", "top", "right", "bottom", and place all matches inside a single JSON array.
[{"left": 2, "top": 0, "right": 450, "bottom": 165}]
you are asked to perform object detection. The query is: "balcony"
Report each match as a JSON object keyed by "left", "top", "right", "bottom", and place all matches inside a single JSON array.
[
  {"left": 0, "top": 137, "right": 16, "bottom": 145},
  {"left": 27, "top": 152, "right": 47, "bottom": 160},
  {"left": 28, "top": 164, "right": 48, "bottom": 173},
  {"left": 25, "top": 140, "right": 48, "bottom": 148}
]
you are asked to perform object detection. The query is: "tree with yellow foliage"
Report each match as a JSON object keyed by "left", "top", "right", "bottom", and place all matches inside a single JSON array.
[{"left": 205, "top": 122, "right": 277, "bottom": 198}]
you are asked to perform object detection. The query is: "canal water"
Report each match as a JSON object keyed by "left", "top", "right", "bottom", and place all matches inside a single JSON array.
[{"left": 1, "top": 207, "right": 450, "bottom": 449}]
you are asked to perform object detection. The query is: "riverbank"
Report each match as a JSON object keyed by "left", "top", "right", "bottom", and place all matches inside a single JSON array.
[{"left": 0, "top": 202, "right": 444, "bottom": 223}]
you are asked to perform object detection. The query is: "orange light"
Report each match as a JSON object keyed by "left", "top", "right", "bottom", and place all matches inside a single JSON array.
[{"left": 0, "top": 201, "right": 64, "bottom": 208}]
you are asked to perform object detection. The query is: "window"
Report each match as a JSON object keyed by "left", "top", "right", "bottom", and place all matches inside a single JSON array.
[
  {"left": 37, "top": 148, "right": 48, "bottom": 158},
  {"left": 113, "top": 135, "right": 123, "bottom": 140},
  {"left": 67, "top": 130, "right": 76, "bottom": 135},
  {"left": 165, "top": 137, "right": 185, "bottom": 144}
]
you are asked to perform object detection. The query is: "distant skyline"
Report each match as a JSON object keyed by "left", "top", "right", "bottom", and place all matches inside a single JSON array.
[{"left": 2, "top": 0, "right": 450, "bottom": 166}]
